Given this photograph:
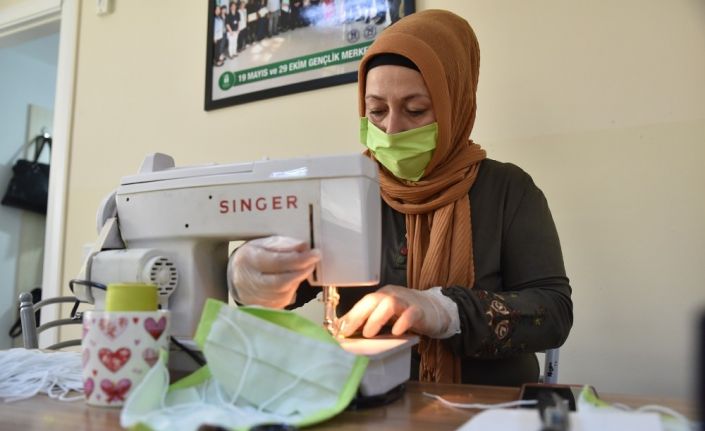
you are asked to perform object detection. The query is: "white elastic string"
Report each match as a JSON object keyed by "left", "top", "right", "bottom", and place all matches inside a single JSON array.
[
  {"left": 209, "top": 378, "right": 248, "bottom": 420},
  {"left": 27, "top": 372, "right": 46, "bottom": 400},
  {"left": 638, "top": 405, "right": 691, "bottom": 427},
  {"left": 158, "top": 365, "right": 173, "bottom": 410},
  {"left": 626, "top": 404, "right": 692, "bottom": 429},
  {"left": 609, "top": 402, "right": 631, "bottom": 411},
  {"left": 207, "top": 372, "right": 285, "bottom": 425},
  {"left": 423, "top": 392, "right": 538, "bottom": 409},
  {"left": 158, "top": 402, "right": 214, "bottom": 415},
  {"left": 212, "top": 312, "right": 255, "bottom": 405},
  {"left": 155, "top": 375, "right": 218, "bottom": 416},
  {"left": 212, "top": 375, "right": 233, "bottom": 406},
  {"left": 0, "top": 349, "right": 83, "bottom": 403},
  {"left": 47, "top": 374, "right": 84, "bottom": 402},
  {"left": 427, "top": 391, "right": 692, "bottom": 429},
  {"left": 156, "top": 402, "right": 215, "bottom": 420},
  {"left": 153, "top": 361, "right": 229, "bottom": 415},
  {"left": 257, "top": 360, "right": 340, "bottom": 413}
]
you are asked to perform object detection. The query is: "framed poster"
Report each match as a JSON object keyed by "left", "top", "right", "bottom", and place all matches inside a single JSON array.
[{"left": 205, "top": 0, "right": 415, "bottom": 110}]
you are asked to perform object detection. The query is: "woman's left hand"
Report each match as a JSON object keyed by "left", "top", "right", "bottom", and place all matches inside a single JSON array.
[{"left": 339, "top": 285, "right": 452, "bottom": 338}]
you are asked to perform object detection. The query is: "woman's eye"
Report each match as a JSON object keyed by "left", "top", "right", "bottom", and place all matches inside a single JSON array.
[
  {"left": 368, "top": 109, "right": 385, "bottom": 118},
  {"left": 407, "top": 109, "right": 426, "bottom": 117}
]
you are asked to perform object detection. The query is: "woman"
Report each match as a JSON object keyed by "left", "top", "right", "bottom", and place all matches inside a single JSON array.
[{"left": 229, "top": 9, "right": 573, "bottom": 386}]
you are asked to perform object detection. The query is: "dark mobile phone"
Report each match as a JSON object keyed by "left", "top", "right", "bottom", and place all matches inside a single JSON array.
[{"left": 518, "top": 383, "right": 596, "bottom": 412}]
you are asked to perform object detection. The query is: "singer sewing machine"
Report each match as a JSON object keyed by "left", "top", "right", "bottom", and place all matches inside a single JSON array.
[
  {"left": 72, "top": 152, "right": 381, "bottom": 339},
  {"left": 73, "top": 152, "right": 417, "bottom": 398}
]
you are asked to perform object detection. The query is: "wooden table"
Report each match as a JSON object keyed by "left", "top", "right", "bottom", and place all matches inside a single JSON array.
[{"left": 0, "top": 382, "right": 694, "bottom": 430}]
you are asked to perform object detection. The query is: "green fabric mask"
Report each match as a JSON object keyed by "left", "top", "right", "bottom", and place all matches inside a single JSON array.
[
  {"left": 360, "top": 117, "right": 438, "bottom": 182},
  {"left": 120, "top": 299, "right": 368, "bottom": 431}
]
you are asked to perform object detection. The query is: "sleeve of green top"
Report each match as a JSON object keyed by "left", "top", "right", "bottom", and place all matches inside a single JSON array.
[{"left": 443, "top": 171, "right": 573, "bottom": 358}]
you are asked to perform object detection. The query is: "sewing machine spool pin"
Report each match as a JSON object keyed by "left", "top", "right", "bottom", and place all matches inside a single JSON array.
[{"left": 322, "top": 285, "right": 340, "bottom": 336}]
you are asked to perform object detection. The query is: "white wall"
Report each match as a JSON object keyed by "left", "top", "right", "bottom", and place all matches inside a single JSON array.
[
  {"left": 0, "top": 32, "right": 59, "bottom": 349},
  {"left": 59, "top": 0, "right": 704, "bottom": 399}
]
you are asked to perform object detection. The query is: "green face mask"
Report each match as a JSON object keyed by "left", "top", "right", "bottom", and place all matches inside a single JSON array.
[
  {"left": 360, "top": 117, "right": 438, "bottom": 182},
  {"left": 121, "top": 299, "right": 368, "bottom": 431}
]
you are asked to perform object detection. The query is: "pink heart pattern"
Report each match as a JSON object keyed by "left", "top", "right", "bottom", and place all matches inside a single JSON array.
[
  {"left": 142, "top": 348, "right": 158, "bottom": 367},
  {"left": 100, "top": 378, "right": 131, "bottom": 403},
  {"left": 84, "top": 377, "right": 94, "bottom": 399},
  {"left": 98, "top": 347, "right": 131, "bottom": 373},
  {"left": 98, "top": 317, "right": 128, "bottom": 340},
  {"left": 144, "top": 316, "right": 167, "bottom": 340}
]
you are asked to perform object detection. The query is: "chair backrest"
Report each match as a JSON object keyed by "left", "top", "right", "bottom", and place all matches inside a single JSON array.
[
  {"left": 18, "top": 292, "right": 84, "bottom": 350},
  {"left": 541, "top": 348, "right": 560, "bottom": 384}
]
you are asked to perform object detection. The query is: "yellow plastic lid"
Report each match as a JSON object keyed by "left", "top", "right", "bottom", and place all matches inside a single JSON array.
[{"left": 105, "top": 283, "right": 159, "bottom": 311}]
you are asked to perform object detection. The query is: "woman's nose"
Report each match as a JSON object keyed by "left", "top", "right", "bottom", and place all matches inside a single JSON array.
[{"left": 385, "top": 110, "right": 407, "bottom": 135}]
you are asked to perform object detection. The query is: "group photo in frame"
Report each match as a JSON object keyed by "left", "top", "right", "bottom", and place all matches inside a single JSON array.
[{"left": 205, "top": 0, "right": 416, "bottom": 110}]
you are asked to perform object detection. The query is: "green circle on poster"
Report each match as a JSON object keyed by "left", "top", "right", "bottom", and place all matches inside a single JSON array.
[{"left": 219, "top": 72, "right": 234, "bottom": 90}]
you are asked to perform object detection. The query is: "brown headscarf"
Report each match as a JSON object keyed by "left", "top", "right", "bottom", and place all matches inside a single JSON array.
[{"left": 358, "top": 10, "right": 487, "bottom": 383}]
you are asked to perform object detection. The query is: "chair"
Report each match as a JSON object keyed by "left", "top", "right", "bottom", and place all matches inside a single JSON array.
[
  {"left": 541, "top": 348, "right": 560, "bottom": 384},
  {"left": 18, "top": 292, "right": 84, "bottom": 350}
]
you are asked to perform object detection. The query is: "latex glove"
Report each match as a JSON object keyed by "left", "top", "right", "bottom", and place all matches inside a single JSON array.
[
  {"left": 339, "top": 285, "right": 459, "bottom": 339},
  {"left": 228, "top": 236, "right": 321, "bottom": 309}
]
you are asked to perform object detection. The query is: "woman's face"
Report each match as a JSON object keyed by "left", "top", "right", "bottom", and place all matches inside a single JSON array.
[{"left": 364, "top": 65, "right": 436, "bottom": 134}]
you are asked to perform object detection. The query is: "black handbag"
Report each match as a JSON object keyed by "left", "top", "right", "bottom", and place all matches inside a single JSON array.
[{"left": 1, "top": 134, "right": 52, "bottom": 214}]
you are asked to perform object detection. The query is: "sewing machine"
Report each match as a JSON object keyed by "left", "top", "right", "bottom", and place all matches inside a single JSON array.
[
  {"left": 72, "top": 152, "right": 381, "bottom": 339},
  {"left": 74, "top": 152, "right": 419, "bottom": 398}
]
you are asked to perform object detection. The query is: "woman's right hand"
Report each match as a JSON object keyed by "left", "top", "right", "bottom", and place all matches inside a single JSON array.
[{"left": 228, "top": 236, "right": 321, "bottom": 308}]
